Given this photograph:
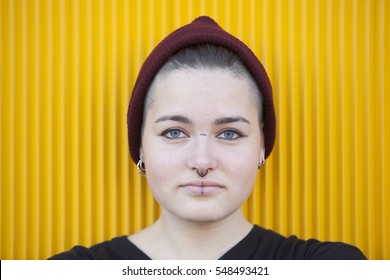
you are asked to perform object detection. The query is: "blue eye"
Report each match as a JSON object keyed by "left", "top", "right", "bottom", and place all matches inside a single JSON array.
[
  {"left": 163, "top": 129, "right": 187, "bottom": 139},
  {"left": 217, "top": 130, "right": 242, "bottom": 140}
]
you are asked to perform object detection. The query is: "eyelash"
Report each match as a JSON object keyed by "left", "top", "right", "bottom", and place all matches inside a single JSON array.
[
  {"left": 217, "top": 129, "right": 244, "bottom": 140},
  {"left": 161, "top": 128, "right": 189, "bottom": 140},
  {"left": 161, "top": 128, "right": 244, "bottom": 141}
]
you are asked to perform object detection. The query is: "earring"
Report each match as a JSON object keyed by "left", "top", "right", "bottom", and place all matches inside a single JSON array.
[
  {"left": 258, "top": 158, "right": 265, "bottom": 169},
  {"left": 137, "top": 156, "right": 146, "bottom": 176}
]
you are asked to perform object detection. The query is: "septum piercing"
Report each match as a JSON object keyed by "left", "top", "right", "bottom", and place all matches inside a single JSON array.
[{"left": 196, "top": 169, "right": 208, "bottom": 177}]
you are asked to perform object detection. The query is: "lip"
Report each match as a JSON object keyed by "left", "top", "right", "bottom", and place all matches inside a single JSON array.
[{"left": 180, "top": 180, "right": 225, "bottom": 196}]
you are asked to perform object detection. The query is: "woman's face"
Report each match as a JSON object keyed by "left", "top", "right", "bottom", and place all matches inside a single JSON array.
[{"left": 141, "top": 68, "right": 264, "bottom": 223}]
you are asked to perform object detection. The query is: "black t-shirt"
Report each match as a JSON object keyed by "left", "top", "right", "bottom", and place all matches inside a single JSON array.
[{"left": 49, "top": 225, "right": 366, "bottom": 260}]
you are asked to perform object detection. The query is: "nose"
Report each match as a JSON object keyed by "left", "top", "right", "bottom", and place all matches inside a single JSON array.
[{"left": 187, "top": 137, "right": 218, "bottom": 175}]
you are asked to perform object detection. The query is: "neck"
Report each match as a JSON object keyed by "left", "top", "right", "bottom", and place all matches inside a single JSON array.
[{"left": 136, "top": 209, "right": 253, "bottom": 259}]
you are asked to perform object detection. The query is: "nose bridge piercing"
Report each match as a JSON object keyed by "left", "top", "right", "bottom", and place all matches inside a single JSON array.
[{"left": 196, "top": 168, "right": 208, "bottom": 178}]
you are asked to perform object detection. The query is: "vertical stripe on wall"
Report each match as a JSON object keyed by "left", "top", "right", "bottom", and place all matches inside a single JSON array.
[{"left": 0, "top": 0, "right": 389, "bottom": 259}]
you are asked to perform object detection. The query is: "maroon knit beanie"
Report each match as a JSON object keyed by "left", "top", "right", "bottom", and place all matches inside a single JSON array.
[{"left": 127, "top": 16, "right": 276, "bottom": 163}]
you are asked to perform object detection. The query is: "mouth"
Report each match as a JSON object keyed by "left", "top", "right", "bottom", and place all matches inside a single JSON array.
[{"left": 180, "top": 180, "right": 225, "bottom": 196}]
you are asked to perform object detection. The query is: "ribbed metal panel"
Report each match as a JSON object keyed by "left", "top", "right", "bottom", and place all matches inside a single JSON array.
[{"left": 0, "top": 0, "right": 389, "bottom": 259}]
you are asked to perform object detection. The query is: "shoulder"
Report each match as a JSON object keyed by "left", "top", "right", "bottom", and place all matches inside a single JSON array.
[
  {"left": 48, "top": 236, "right": 150, "bottom": 260},
  {"left": 222, "top": 225, "right": 366, "bottom": 260},
  {"left": 255, "top": 226, "right": 367, "bottom": 260},
  {"left": 277, "top": 235, "right": 366, "bottom": 260}
]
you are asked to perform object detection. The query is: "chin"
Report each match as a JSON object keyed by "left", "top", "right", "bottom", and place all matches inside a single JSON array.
[{"left": 173, "top": 208, "right": 238, "bottom": 224}]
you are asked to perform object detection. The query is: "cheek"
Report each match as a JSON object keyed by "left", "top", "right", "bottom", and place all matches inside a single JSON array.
[
  {"left": 146, "top": 157, "right": 179, "bottom": 178},
  {"left": 224, "top": 147, "right": 260, "bottom": 186},
  {"left": 142, "top": 144, "right": 183, "bottom": 183}
]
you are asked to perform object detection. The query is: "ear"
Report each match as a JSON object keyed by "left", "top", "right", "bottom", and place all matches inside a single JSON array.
[
  {"left": 260, "top": 132, "right": 265, "bottom": 161},
  {"left": 259, "top": 147, "right": 265, "bottom": 163},
  {"left": 139, "top": 147, "right": 144, "bottom": 159}
]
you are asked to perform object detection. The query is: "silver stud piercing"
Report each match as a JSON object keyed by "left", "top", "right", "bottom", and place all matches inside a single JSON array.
[
  {"left": 196, "top": 169, "right": 208, "bottom": 178},
  {"left": 137, "top": 156, "right": 146, "bottom": 176},
  {"left": 258, "top": 158, "right": 265, "bottom": 169}
]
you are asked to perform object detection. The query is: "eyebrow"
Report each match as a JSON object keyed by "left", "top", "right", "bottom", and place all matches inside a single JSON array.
[
  {"left": 155, "top": 114, "right": 250, "bottom": 125},
  {"left": 214, "top": 116, "right": 250, "bottom": 125},
  {"left": 155, "top": 115, "right": 192, "bottom": 124}
]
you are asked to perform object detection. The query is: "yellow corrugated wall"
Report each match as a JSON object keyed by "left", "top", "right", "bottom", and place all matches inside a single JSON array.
[{"left": 0, "top": 0, "right": 389, "bottom": 260}]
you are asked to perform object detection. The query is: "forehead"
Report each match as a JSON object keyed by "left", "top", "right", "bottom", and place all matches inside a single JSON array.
[{"left": 147, "top": 69, "right": 258, "bottom": 117}]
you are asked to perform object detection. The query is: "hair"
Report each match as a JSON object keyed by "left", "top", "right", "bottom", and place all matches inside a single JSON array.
[{"left": 142, "top": 44, "right": 264, "bottom": 131}]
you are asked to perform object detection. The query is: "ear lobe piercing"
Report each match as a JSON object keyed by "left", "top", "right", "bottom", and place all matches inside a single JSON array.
[
  {"left": 258, "top": 158, "right": 265, "bottom": 169},
  {"left": 137, "top": 156, "right": 146, "bottom": 176}
]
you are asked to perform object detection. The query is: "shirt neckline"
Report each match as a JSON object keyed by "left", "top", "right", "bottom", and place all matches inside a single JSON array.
[{"left": 119, "top": 225, "right": 260, "bottom": 260}]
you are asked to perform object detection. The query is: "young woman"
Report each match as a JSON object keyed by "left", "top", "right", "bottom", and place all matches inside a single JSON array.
[{"left": 50, "top": 16, "right": 366, "bottom": 260}]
